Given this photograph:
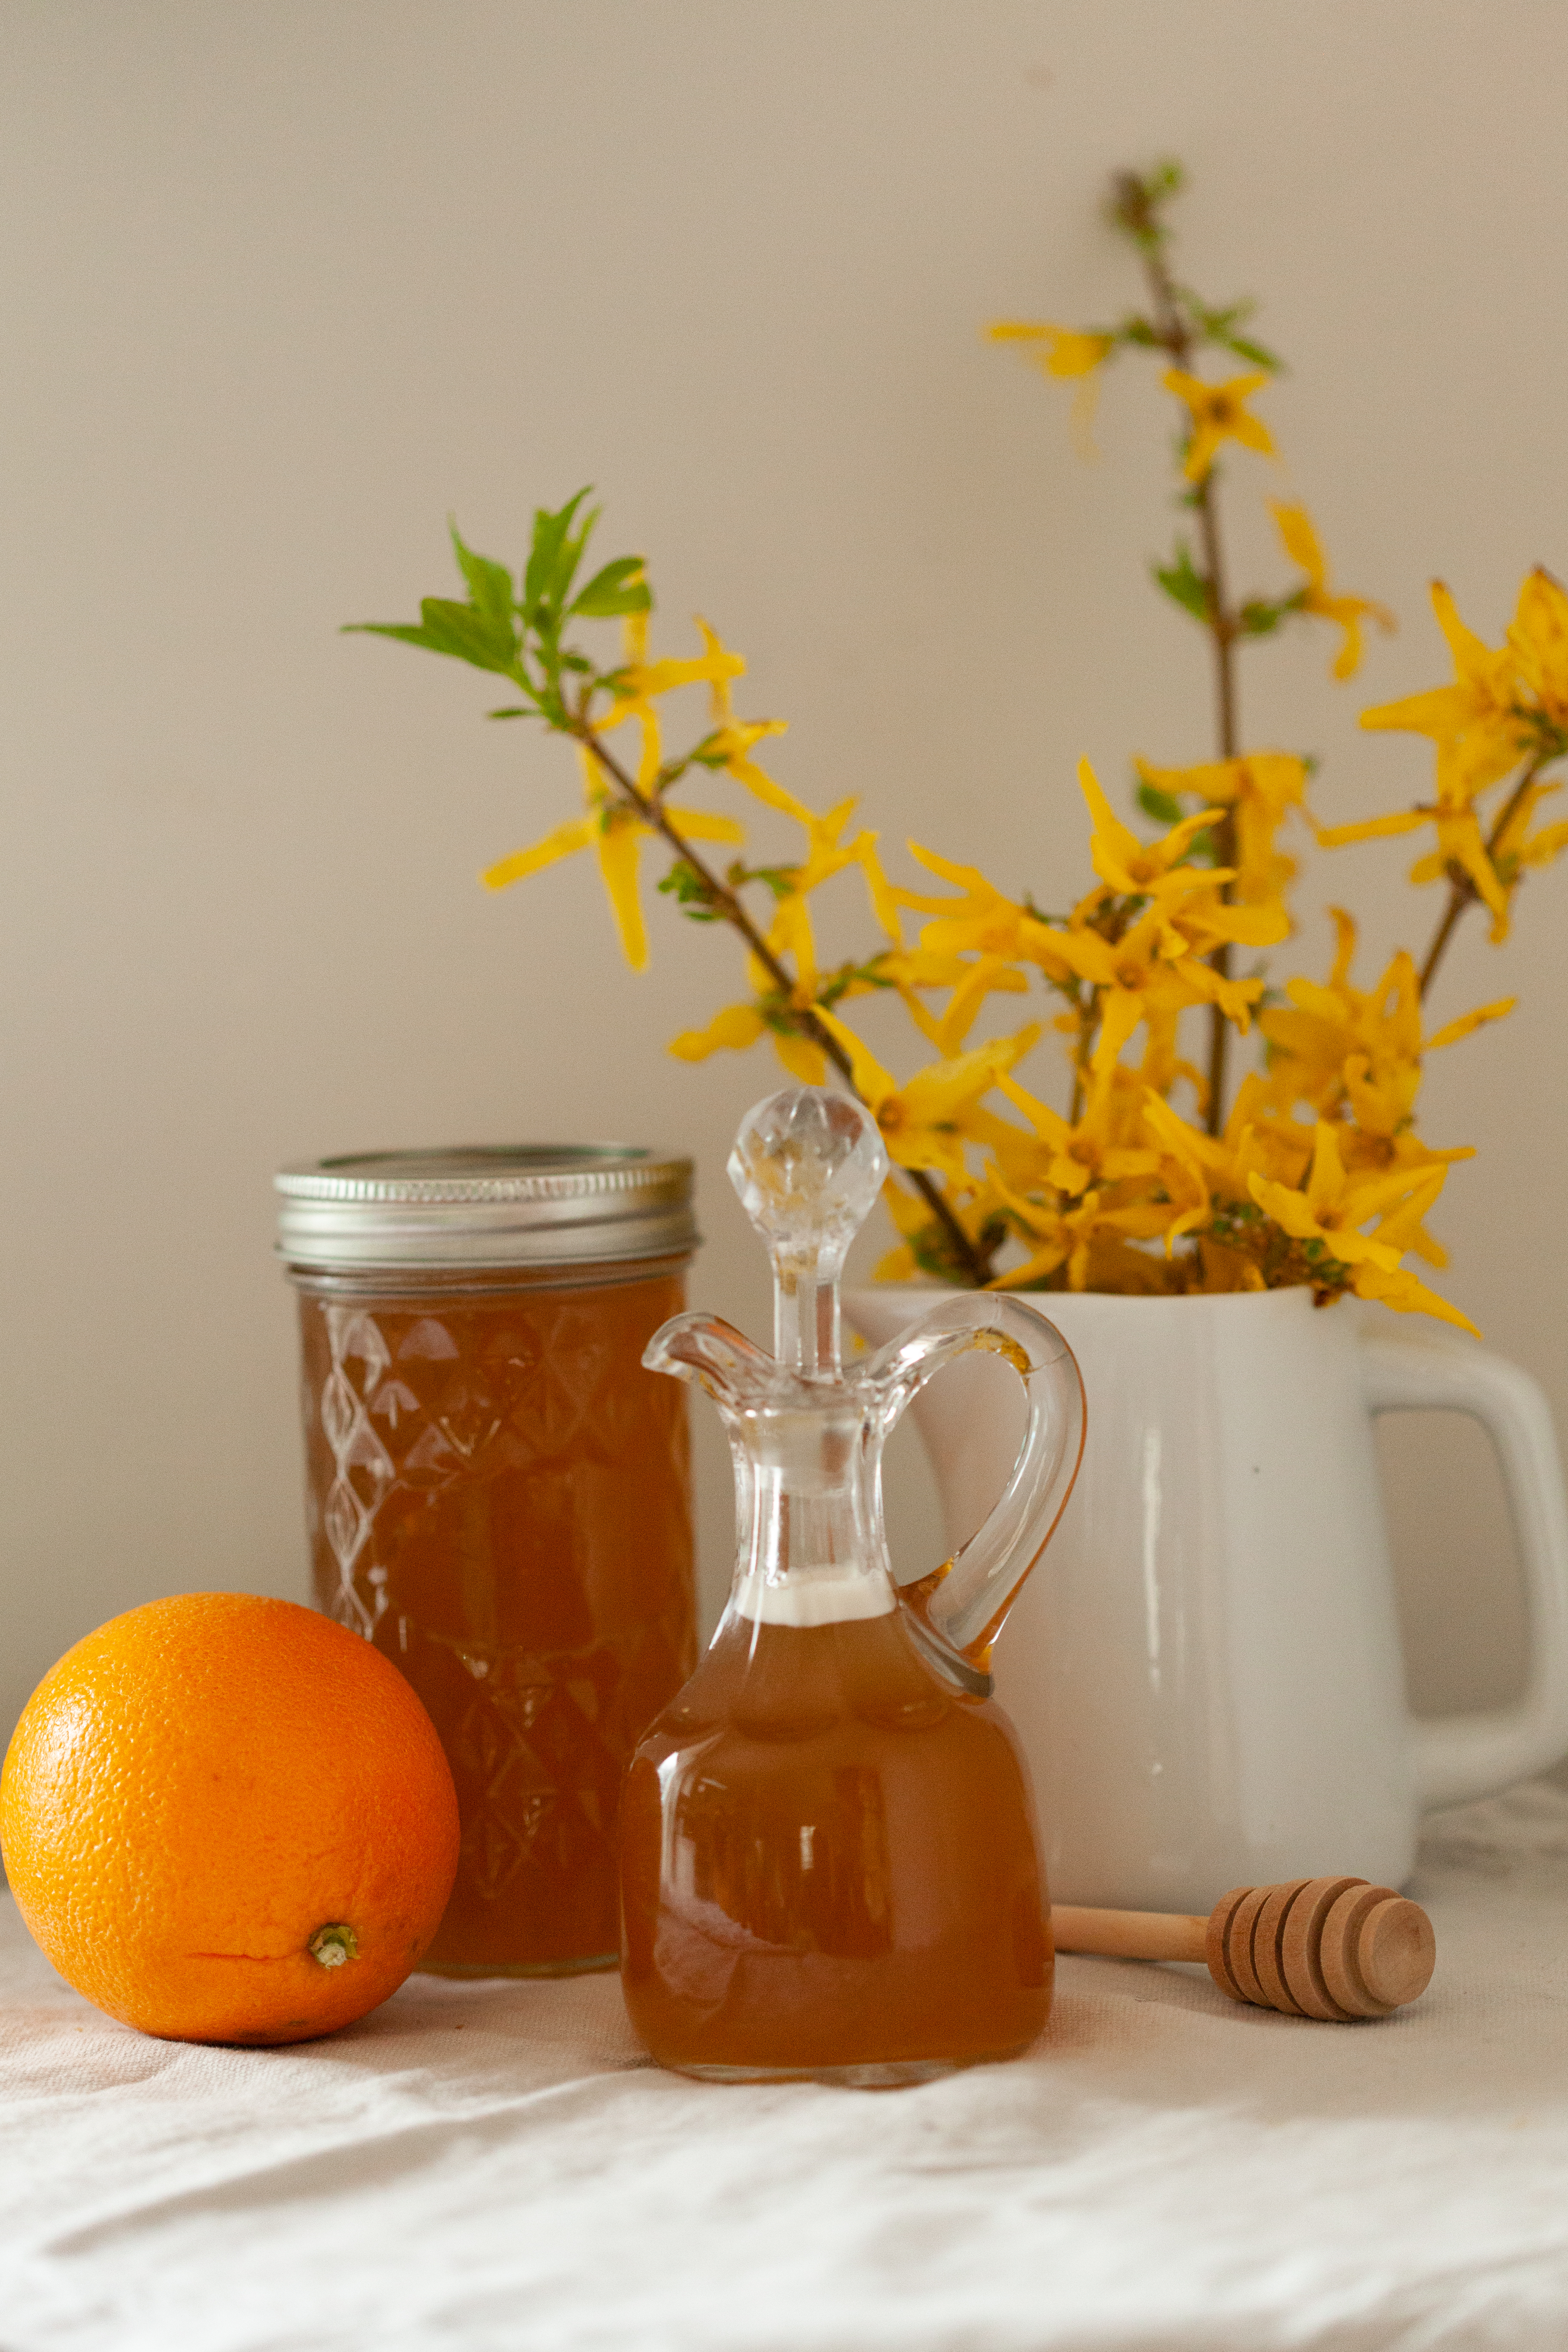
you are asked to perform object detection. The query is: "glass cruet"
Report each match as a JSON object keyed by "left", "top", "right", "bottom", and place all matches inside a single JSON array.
[{"left": 617, "top": 1085, "right": 1086, "bottom": 2086}]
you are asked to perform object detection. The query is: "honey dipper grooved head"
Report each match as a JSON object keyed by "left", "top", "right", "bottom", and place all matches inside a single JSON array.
[{"left": 1208, "top": 1877, "right": 1435, "bottom": 2021}]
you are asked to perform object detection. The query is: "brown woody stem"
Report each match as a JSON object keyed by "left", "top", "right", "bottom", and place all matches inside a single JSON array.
[
  {"left": 572, "top": 719, "right": 993, "bottom": 1286},
  {"left": 1416, "top": 759, "right": 1546, "bottom": 1004},
  {"left": 1124, "top": 185, "right": 1240, "bottom": 1136},
  {"left": 1416, "top": 889, "right": 1469, "bottom": 1002}
]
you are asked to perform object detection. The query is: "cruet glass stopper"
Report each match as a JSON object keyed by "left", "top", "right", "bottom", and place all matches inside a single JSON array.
[{"left": 728, "top": 1086, "right": 888, "bottom": 1379}]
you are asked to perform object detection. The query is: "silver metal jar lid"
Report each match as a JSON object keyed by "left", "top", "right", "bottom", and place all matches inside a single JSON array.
[{"left": 275, "top": 1144, "right": 697, "bottom": 1271}]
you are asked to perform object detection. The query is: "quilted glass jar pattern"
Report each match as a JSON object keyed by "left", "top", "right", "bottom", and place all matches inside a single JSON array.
[{"left": 278, "top": 1148, "right": 698, "bottom": 1975}]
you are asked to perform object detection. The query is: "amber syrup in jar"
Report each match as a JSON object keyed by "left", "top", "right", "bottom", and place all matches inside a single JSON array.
[{"left": 278, "top": 1146, "right": 698, "bottom": 1975}]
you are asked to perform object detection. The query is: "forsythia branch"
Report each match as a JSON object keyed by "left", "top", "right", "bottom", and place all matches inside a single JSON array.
[{"left": 568, "top": 715, "right": 994, "bottom": 1287}]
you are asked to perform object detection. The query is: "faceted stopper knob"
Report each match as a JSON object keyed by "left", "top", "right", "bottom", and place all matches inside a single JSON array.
[
  {"left": 728, "top": 1086, "right": 887, "bottom": 1269},
  {"left": 727, "top": 1086, "right": 888, "bottom": 1377}
]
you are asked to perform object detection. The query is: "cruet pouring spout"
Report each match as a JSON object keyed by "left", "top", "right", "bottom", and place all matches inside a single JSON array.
[{"left": 642, "top": 1311, "right": 783, "bottom": 1413}]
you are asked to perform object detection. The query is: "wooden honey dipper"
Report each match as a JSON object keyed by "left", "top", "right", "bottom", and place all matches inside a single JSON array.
[{"left": 1051, "top": 1877, "right": 1436, "bottom": 2020}]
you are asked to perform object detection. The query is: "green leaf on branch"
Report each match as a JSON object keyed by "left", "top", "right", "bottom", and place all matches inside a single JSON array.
[
  {"left": 1153, "top": 540, "right": 1211, "bottom": 623},
  {"left": 343, "top": 620, "right": 444, "bottom": 652},
  {"left": 412, "top": 598, "right": 520, "bottom": 673},
  {"left": 687, "top": 730, "right": 738, "bottom": 770},
  {"left": 725, "top": 860, "right": 798, "bottom": 903},
  {"left": 1182, "top": 293, "right": 1282, "bottom": 372},
  {"left": 571, "top": 556, "right": 652, "bottom": 619},
  {"left": 556, "top": 511, "right": 600, "bottom": 612},
  {"left": 1137, "top": 782, "right": 1187, "bottom": 826},
  {"left": 1237, "top": 598, "right": 1287, "bottom": 639},
  {"left": 448, "top": 525, "right": 517, "bottom": 643},
  {"left": 523, "top": 488, "right": 597, "bottom": 623},
  {"left": 817, "top": 958, "right": 896, "bottom": 1008},
  {"left": 1107, "top": 161, "right": 1185, "bottom": 254},
  {"left": 1217, "top": 331, "right": 1282, "bottom": 371},
  {"left": 657, "top": 860, "right": 721, "bottom": 921},
  {"left": 346, "top": 596, "right": 522, "bottom": 677}
]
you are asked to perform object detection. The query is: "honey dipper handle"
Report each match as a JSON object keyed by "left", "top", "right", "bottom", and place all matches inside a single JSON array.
[{"left": 1049, "top": 1905, "right": 1209, "bottom": 1964}]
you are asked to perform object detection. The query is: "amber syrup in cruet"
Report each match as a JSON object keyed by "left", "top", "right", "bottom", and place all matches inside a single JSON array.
[{"left": 618, "top": 1086, "right": 1085, "bottom": 2085}]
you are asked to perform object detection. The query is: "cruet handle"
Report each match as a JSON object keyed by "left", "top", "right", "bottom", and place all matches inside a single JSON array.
[{"left": 863, "top": 1294, "right": 1085, "bottom": 1684}]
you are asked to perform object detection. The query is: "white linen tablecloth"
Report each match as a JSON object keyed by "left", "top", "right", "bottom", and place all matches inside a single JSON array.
[{"left": 4, "top": 1781, "right": 1568, "bottom": 2352}]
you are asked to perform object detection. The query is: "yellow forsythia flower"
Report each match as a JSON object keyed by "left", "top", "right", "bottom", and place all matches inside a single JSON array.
[
  {"left": 989, "top": 322, "right": 1116, "bottom": 456},
  {"left": 1507, "top": 567, "right": 1568, "bottom": 732},
  {"left": 1358, "top": 581, "right": 1528, "bottom": 806},
  {"left": 1248, "top": 1122, "right": 1477, "bottom": 1335},
  {"left": 1261, "top": 910, "right": 1511, "bottom": 1151},
  {"left": 1078, "top": 757, "right": 1226, "bottom": 903},
  {"left": 667, "top": 793, "right": 906, "bottom": 1079},
  {"left": 1161, "top": 368, "right": 1275, "bottom": 483},
  {"left": 1491, "top": 777, "right": 1568, "bottom": 887},
  {"left": 483, "top": 741, "right": 742, "bottom": 972},
  {"left": 1270, "top": 503, "right": 1394, "bottom": 681},
  {"left": 988, "top": 321, "right": 1114, "bottom": 378},
  {"left": 1140, "top": 1076, "right": 1304, "bottom": 1254},
  {"left": 814, "top": 1010, "right": 1039, "bottom": 1185},
  {"left": 995, "top": 996, "right": 1159, "bottom": 1200},
  {"left": 1134, "top": 751, "right": 1309, "bottom": 916}
]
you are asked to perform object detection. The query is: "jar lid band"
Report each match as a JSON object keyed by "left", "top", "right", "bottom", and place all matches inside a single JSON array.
[{"left": 275, "top": 1145, "right": 697, "bottom": 1270}]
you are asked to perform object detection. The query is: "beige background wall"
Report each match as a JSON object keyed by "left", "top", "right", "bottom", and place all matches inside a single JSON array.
[{"left": 3, "top": 0, "right": 1565, "bottom": 1753}]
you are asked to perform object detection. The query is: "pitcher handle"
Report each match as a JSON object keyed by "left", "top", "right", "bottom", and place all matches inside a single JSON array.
[
  {"left": 863, "top": 1293, "right": 1085, "bottom": 1682},
  {"left": 1361, "top": 1334, "right": 1568, "bottom": 1807}
]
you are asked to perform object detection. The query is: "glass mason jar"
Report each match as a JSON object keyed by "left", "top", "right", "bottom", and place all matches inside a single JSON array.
[{"left": 275, "top": 1145, "right": 698, "bottom": 1977}]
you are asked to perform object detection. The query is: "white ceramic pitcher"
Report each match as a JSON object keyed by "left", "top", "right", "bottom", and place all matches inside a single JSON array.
[{"left": 846, "top": 1284, "right": 1568, "bottom": 1911}]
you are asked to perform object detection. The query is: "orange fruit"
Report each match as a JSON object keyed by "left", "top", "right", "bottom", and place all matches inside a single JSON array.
[{"left": 0, "top": 1592, "right": 460, "bottom": 2045}]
